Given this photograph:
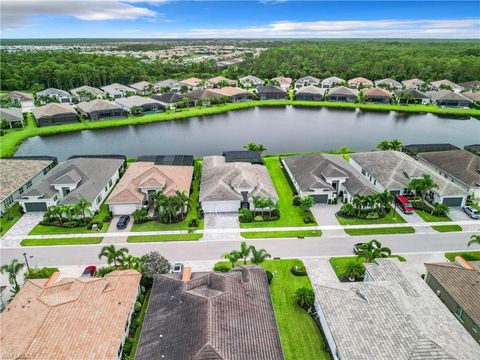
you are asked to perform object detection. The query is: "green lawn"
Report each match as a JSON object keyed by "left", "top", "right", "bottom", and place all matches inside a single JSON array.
[
  {"left": 432, "top": 225, "right": 463, "bottom": 232},
  {"left": 444, "top": 251, "right": 480, "bottom": 262},
  {"left": 336, "top": 207, "right": 407, "bottom": 226},
  {"left": 241, "top": 230, "right": 322, "bottom": 239},
  {"left": 127, "top": 233, "right": 202, "bottom": 242},
  {"left": 21, "top": 237, "right": 103, "bottom": 246},
  {"left": 240, "top": 157, "right": 316, "bottom": 228},
  {"left": 260, "top": 259, "right": 330, "bottom": 360},
  {"left": 1, "top": 101, "right": 479, "bottom": 158},
  {"left": 329, "top": 255, "right": 407, "bottom": 278},
  {"left": 0, "top": 203, "right": 22, "bottom": 236},
  {"left": 345, "top": 226, "right": 415, "bottom": 236},
  {"left": 29, "top": 222, "right": 108, "bottom": 235},
  {"left": 130, "top": 289, "right": 151, "bottom": 359},
  {"left": 131, "top": 161, "right": 203, "bottom": 231}
]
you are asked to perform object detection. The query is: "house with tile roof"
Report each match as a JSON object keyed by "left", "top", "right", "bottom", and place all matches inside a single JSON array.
[
  {"left": 425, "top": 259, "right": 480, "bottom": 343},
  {"left": 183, "top": 89, "right": 226, "bottom": 106},
  {"left": 1, "top": 91, "right": 35, "bottom": 113},
  {"left": 179, "top": 77, "right": 204, "bottom": 91},
  {"left": 314, "top": 258, "right": 480, "bottom": 360},
  {"left": 271, "top": 76, "right": 292, "bottom": 91},
  {"left": 135, "top": 265, "right": 284, "bottom": 360},
  {"left": 101, "top": 83, "right": 136, "bottom": 99},
  {"left": 361, "top": 87, "right": 393, "bottom": 104},
  {"left": 239, "top": 75, "right": 263, "bottom": 88},
  {"left": 154, "top": 79, "right": 181, "bottom": 92},
  {"left": 347, "top": 77, "right": 373, "bottom": 89},
  {"left": 0, "top": 157, "right": 57, "bottom": 215},
  {"left": 402, "top": 78, "right": 426, "bottom": 90},
  {"left": 129, "top": 81, "right": 154, "bottom": 95},
  {"left": 327, "top": 86, "right": 357, "bottom": 102},
  {"left": 459, "top": 80, "right": 480, "bottom": 91},
  {"left": 150, "top": 92, "right": 193, "bottom": 109},
  {"left": 106, "top": 160, "right": 193, "bottom": 215},
  {"left": 430, "top": 79, "right": 464, "bottom": 93},
  {"left": 200, "top": 155, "right": 278, "bottom": 213},
  {"left": 462, "top": 91, "right": 480, "bottom": 104},
  {"left": 19, "top": 156, "right": 125, "bottom": 212},
  {"left": 210, "top": 87, "right": 249, "bottom": 102},
  {"left": 374, "top": 78, "right": 403, "bottom": 90},
  {"left": 350, "top": 150, "right": 468, "bottom": 207},
  {"left": 207, "top": 76, "right": 237, "bottom": 88},
  {"left": 0, "top": 107, "right": 25, "bottom": 128},
  {"left": 426, "top": 90, "right": 472, "bottom": 108},
  {"left": 115, "top": 95, "right": 164, "bottom": 113},
  {"left": 294, "top": 75, "right": 321, "bottom": 89},
  {"left": 0, "top": 269, "right": 141, "bottom": 360},
  {"left": 282, "top": 154, "right": 377, "bottom": 204},
  {"left": 77, "top": 99, "right": 128, "bottom": 121},
  {"left": 32, "top": 102, "right": 78, "bottom": 126},
  {"left": 295, "top": 85, "right": 326, "bottom": 101},
  {"left": 417, "top": 149, "right": 480, "bottom": 199},
  {"left": 321, "top": 76, "right": 345, "bottom": 89}
]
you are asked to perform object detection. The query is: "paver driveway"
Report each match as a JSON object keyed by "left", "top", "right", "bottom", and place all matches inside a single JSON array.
[
  {"left": 2, "top": 212, "right": 44, "bottom": 247},
  {"left": 311, "top": 204, "right": 345, "bottom": 236},
  {"left": 203, "top": 213, "right": 241, "bottom": 241}
]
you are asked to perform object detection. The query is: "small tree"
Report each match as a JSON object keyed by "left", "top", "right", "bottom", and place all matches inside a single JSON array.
[
  {"left": 357, "top": 239, "right": 391, "bottom": 263},
  {"left": 295, "top": 287, "right": 315, "bottom": 311},
  {"left": 140, "top": 251, "right": 171, "bottom": 278},
  {"left": 223, "top": 250, "right": 240, "bottom": 268},
  {"left": 376, "top": 140, "right": 391, "bottom": 150},
  {"left": 76, "top": 198, "right": 93, "bottom": 220},
  {"left": 98, "top": 245, "right": 129, "bottom": 267},
  {"left": 432, "top": 202, "right": 449, "bottom": 217},
  {"left": 408, "top": 174, "right": 438, "bottom": 201},
  {"left": 340, "top": 203, "right": 357, "bottom": 216},
  {"left": 238, "top": 241, "right": 253, "bottom": 265},
  {"left": 300, "top": 195, "right": 314, "bottom": 213},
  {"left": 344, "top": 261, "right": 365, "bottom": 281},
  {"left": 0, "top": 259, "right": 24, "bottom": 294},
  {"left": 132, "top": 208, "right": 148, "bottom": 223},
  {"left": 250, "top": 247, "right": 271, "bottom": 265},
  {"left": 468, "top": 234, "right": 480, "bottom": 248}
]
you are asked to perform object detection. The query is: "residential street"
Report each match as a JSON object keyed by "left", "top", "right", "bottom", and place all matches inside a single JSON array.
[{"left": 2, "top": 230, "right": 476, "bottom": 268}]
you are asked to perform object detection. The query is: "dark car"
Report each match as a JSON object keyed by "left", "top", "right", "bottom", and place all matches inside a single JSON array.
[
  {"left": 116, "top": 215, "right": 130, "bottom": 229},
  {"left": 172, "top": 263, "right": 184, "bottom": 274},
  {"left": 353, "top": 243, "right": 365, "bottom": 254},
  {"left": 81, "top": 265, "right": 96, "bottom": 277}
]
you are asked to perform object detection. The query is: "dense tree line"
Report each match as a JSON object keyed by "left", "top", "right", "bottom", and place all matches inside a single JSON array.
[{"left": 1, "top": 40, "right": 479, "bottom": 91}]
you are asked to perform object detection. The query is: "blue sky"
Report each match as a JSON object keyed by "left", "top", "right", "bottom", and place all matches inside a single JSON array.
[{"left": 2, "top": 1, "right": 479, "bottom": 38}]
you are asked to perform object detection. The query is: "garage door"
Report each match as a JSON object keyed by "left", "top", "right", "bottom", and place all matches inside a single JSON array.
[
  {"left": 312, "top": 194, "right": 328, "bottom": 203},
  {"left": 202, "top": 201, "right": 240, "bottom": 213},
  {"left": 442, "top": 197, "right": 463, "bottom": 207},
  {"left": 110, "top": 204, "right": 139, "bottom": 215},
  {"left": 24, "top": 202, "right": 48, "bottom": 212}
]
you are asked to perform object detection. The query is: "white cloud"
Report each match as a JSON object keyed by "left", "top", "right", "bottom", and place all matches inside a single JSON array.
[
  {"left": 161, "top": 18, "right": 479, "bottom": 38},
  {"left": 1, "top": 0, "right": 167, "bottom": 29}
]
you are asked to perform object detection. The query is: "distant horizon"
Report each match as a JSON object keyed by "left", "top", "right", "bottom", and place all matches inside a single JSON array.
[{"left": 1, "top": 1, "right": 479, "bottom": 39}]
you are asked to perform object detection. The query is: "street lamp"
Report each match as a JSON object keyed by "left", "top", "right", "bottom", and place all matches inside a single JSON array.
[{"left": 22, "top": 253, "right": 32, "bottom": 271}]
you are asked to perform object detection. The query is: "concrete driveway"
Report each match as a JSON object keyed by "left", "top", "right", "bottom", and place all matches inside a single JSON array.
[
  {"left": 2, "top": 212, "right": 44, "bottom": 247},
  {"left": 448, "top": 207, "right": 471, "bottom": 221},
  {"left": 102, "top": 216, "right": 133, "bottom": 244},
  {"left": 203, "top": 213, "right": 241, "bottom": 241},
  {"left": 311, "top": 204, "right": 345, "bottom": 236}
]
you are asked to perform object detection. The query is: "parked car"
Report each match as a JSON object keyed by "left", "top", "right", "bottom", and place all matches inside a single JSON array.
[
  {"left": 116, "top": 215, "right": 130, "bottom": 229},
  {"left": 172, "top": 263, "right": 184, "bottom": 274},
  {"left": 395, "top": 195, "right": 414, "bottom": 214},
  {"left": 353, "top": 243, "right": 365, "bottom": 254},
  {"left": 81, "top": 265, "right": 97, "bottom": 277},
  {"left": 463, "top": 206, "right": 480, "bottom": 219}
]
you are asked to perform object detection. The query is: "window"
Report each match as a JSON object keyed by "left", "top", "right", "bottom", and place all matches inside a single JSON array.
[
  {"left": 53, "top": 195, "right": 58, "bottom": 201},
  {"left": 455, "top": 306, "right": 465, "bottom": 322},
  {"left": 26, "top": 180, "right": 32, "bottom": 188},
  {"left": 4, "top": 195, "right": 13, "bottom": 206},
  {"left": 96, "top": 194, "right": 102, "bottom": 205},
  {"left": 19, "top": 187, "right": 24, "bottom": 195},
  {"left": 104, "top": 185, "right": 108, "bottom": 192},
  {"left": 473, "top": 323, "right": 479, "bottom": 333},
  {"left": 109, "top": 179, "right": 113, "bottom": 187},
  {"left": 361, "top": 169, "right": 366, "bottom": 175}
]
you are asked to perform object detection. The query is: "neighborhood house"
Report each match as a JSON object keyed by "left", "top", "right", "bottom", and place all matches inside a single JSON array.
[
  {"left": 76, "top": 99, "right": 128, "bottom": 121},
  {"left": 1, "top": 91, "right": 35, "bottom": 113},
  {"left": 36, "top": 88, "right": 73, "bottom": 104},
  {"left": 115, "top": 96, "right": 164, "bottom": 113},
  {"left": 349, "top": 151, "right": 468, "bottom": 206},
  {"left": 19, "top": 156, "right": 125, "bottom": 212},
  {"left": 295, "top": 76, "right": 321, "bottom": 89},
  {"left": 348, "top": 77, "right": 373, "bottom": 89},
  {"left": 106, "top": 157, "right": 193, "bottom": 216},
  {"left": 321, "top": 76, "right": 345, "bottom": 89},
  {"left": 426, "top": 90, "right": 472, "bottom": 108},
  {"left": 256, "top": 85, "right": 287, "bottom": 100},
  {"left": 101, "top": 83, "right": 136, "bottom": 99},
  {"left": 135, "top": 266, "right": 284, "bottom": 360},
  {"left": 200, "top": 154, "right": 278, "bottom": 213},
  {"left": 327, "top": 86, "right": 357, "bottom": 102},
  {"left": 32, "top": 103, "right": 78, "bottom": 126},
  {"left": 70, "top": 85, "right": 105, "bottom": 102},
  {"left": 0, "top": 107, "right": 25, "bottom": 128},
  {"left": 295, "top": 85, "right": 326, "bottom": 101}
]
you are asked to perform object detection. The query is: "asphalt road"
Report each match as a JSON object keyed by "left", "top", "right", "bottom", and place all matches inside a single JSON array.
[{"left": 2, "top": 230, "right": 476, "bottom": 267}]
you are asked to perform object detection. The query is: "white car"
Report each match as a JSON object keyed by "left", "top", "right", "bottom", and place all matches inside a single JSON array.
[
  {"left": 463, "top": 206, "right": 480, "bottom": 219},
  {"left": 172, "top": 263, "right": 184, "bottom": 273}
]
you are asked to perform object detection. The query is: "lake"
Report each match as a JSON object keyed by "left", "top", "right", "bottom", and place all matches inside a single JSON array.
[{"left": 15, "top": 106, "right": 480, "bottom": 160}]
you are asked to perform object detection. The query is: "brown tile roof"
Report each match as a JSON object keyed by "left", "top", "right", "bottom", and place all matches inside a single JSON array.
[
  {"left": 211, "top": 86, "right": 248, "bottom": 97},
  {"left": 348, "top": 77, "right": 373, "bottom": 86},
  {"left": 425, "top": 263, "right": 480, "bottom": 325},
  {"left": 0, "top": 158, "right": 54, "bottom": 200},
  {"left": 180, "top": 77, "right": 202, "bottom": 87},
  {"left": 2, "top": 91, "right": 34, "bottom": 101},
  {"left": 362, "top": 87, "right": 393, "bottom": 98},
  {"left": 107, "top": 162, "right": 193, "bottom": 204},
  {"left": 272, "top": 76, "right": 292, "bottom": 85},
  {"left": 32, "top": 103, "right": 76, "bottom": 119},
  {"left": 208, "top": 76, "right": 236, "bottom": 85},
  {"left": 135, "top": 266, "right": 284, "bottom": 360},
  {"left": 0, "top": 270, "right": 141, "bottom": 360}
]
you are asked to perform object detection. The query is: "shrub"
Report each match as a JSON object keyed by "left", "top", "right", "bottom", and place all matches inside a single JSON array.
[
  {"left": 290, "top": 265, "right": 308, "bottom": 276},
  {"left": 340, "top": 203, "right": 356, "bottom": 216},
  {"left": 239, "top": 208, "right": 253, "bottom": 223},
  {"left": 365, "top": 212, "right": 379, "bottom": 220},
  {"left": 189, "top": 218, "right": 199, "bottom": 227},
  {"left": 343, "top": 261, "right": 365, "bottom": 281},
  {"left": 460, "top": 253, "right": 480, "bottom": 261},
  {"left": 213, "top": 263, "right": 230, "bottom": 272},
  {"left": 24, "top": 267, "right": 59, "bottom": 280},
  {"left": 433, "top": 203, "right": 449, "bottom": 217},
  {"left": 134, "top": 301, "right": 142, "bottom": 312},
  {"left": 140, "top": 252, "right": 171, "bottom": 278},
  {"left": 123, "top": 338, "right": 133, "bottom": 355},
  {"left": 295, "top": 287, "right": 315, "bottom": 310},
  {"left": 254, "top": 215, "right": 264, "bottom": 222},
  {"left": 96, "top": 265, "right": 117, "bottom": 277},
  {"left": 292, "top": 196, "right": 301, "bottom": 206},
  {"left": 266, "top": 270, "right": 273, "bottom": 284},
  {"left": 303, "top": 215, "right": 315, "bottom": 224},
  {"left": 271, "top": 208, "right": 280, "bottom": 217},
  {"left": 132, "top": 209, "right": 148, "bottom": 223}
]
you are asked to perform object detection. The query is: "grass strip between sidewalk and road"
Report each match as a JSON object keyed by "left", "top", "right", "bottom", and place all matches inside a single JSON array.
[
  {"left": 344, "top": 226, "right": 415, "bottom": 236},
  {"left": 241, "top": 230, "right": 322, "bottom": 239},
  {"left": 127, "top": 233, "right": 202, "bottom": 242},
  {"left": 414, "top": 209, "right": 462, "bottom": 232},
  {"left": 432, "top": 225, "right": 463, "bottom": 232},
  {"left": 21, "top": 237, "right": 104, "bottom": 246}
]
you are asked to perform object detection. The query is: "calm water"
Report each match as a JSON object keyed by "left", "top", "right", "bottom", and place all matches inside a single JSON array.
[{"left": 16, "top": 106, "right": 480, "bottom": 160}]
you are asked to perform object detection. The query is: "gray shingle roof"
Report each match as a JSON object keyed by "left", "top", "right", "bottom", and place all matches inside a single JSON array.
[
  {"left": 0, "top": 107, "right": 23, "bottom": 122},
  {"left": 23, "top": 157, "right": 124, "bottom": 204},
  {"left": 115, "top": 95, "right": 162, "bottom": 108},
  {"left": 350, "top": 151, "right": 467, "bottom": 197},
  {"left": 37, "top": 88, "right": 71, "bottom": 98},
  {"left": 76, "top": 99, "right": 124, "bottom": 113},
  {"left": 200, "top": 156, "right": 278, "bottom": 202},
  {"left": 2, "top": 91, "right": 33, "bottom": 101},
  {"left": 315, "top": 259, "right": 480, "bottom": 360},
  {"left": 328, "top": 86, "right": 357, "bottom": 96},
  {"left": 295, "top": 85, "right": 326, "bottom": 95},
  {"left": 70, "top": 85, "right": 105, "bottom": 98},
  {"left": 150, "top": 92, "right": 184, "bottom": 104},
  {"left": 283, "top": 154, "right": 377, "bottom": 197},
  {"left": 257, "top": 85, "right": 286, "bottom": 94},
  {"left": 136, "top": 266, "right": 284, "bottom": 360},
  {"left": 183, "top": 89, "right": 225, "bottom": 101},
  {"left": 32, "top": 103, "right": 76, "bottom": 120},
  {"left": 426, "top": 90, "right": 472, "bottom": 102},
  {"left": 418, "top": 150, "right": 480, "bottom": 188},
  {"left": 374, "top": 78, "right": 403, "bottom": 88},
  {"left": 394, "top": 88, "right": 429, "bottom": 99},
  {"left": 425, "top": 262, "right": 480, "bottom": 325}
]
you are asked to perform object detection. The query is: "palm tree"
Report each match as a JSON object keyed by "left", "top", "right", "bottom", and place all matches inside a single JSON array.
[
  {"left": 50, "top": 205, "right": 64, "bottom": 224},
  {"left": 120, "top": 255, "right": 140, "bottom": 270},
  {"left": 389, "top": 139, "right": 402, "bottom": 151},
  {"left": 149, "top": 189, "right": 164, "bottom": 215},
  {"left": 243, "top": 142, "right": 258, "bottom": 151},
  {"left": 0, "top": 259, "right": 24, "bottom": 291},
  {"left": 352, "top": 195, "right": 365, "bottom": 212},
  {"left": 408, "top": 174, "right": 438, "bottom": 201},
  {"left": 175, "top": 191, "right": 189, "bottom": 219},
  {"left": 223, "top": 250, "right": 240, "bottom": 268},
  {"left": 344, "top": 261, "right": 365, "bottom": 281},
  {"left": 250, "top": 247, "right": 271, "bottom": 265},
  {"left": 238, "top": 241, "right": 253, "bottom": 265},
  {"left": 98, "top": 245, "right": 129, "bottom": 267},
  {"left": 357, "top": 239, "right": 391, "bottom": 263},
  {"left": 76, "top": 198, "right": 93, "bottom": 219},
  {"left": 468, "top": 234, "right": 480, "bottom": 248},
  {"left": 376, "top": 140, "right": 391, "bottom": 150}
]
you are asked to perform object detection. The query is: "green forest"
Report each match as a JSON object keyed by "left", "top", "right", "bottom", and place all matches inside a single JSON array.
[{"left": 1, "top": 40, "right": 479, "bottom": 91}]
